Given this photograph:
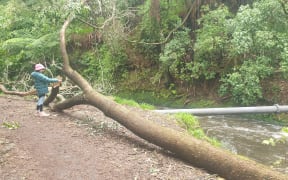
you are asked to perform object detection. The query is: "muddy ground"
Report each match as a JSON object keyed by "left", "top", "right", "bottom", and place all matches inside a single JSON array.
[{"left": 0, "top": 96, "right": 220, "bottom": 180}]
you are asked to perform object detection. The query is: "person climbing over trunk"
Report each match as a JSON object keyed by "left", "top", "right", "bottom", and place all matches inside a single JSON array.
[{"left": 31, "top": 63, "right": 61, "bottom": 117}]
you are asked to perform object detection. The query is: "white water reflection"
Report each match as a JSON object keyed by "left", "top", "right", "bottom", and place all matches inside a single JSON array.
[{"left": 197, "top": 115, "right": 288, "bottom": 174}]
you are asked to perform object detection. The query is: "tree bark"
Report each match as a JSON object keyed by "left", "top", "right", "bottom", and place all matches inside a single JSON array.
[
  {"left": 56, "top": 5, "right": 288, "bottom": 180},
  {"left": 53, "top": 94, "right": 89, "bottom": 111},
  {"left": 150, "top": 0, "right": 160, "bottom": 23},
  {"left": 43, "top": 86, "right": 60, "bottom": 106}
]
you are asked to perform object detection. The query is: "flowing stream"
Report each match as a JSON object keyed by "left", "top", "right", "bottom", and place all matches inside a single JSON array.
[{"left": 197, "top": 115, "right": 288, "bottom": 174}]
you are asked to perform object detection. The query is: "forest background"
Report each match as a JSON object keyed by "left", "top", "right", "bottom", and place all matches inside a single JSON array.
[{"left": 1, "top": 0, "right": 288, "bottom": 112}]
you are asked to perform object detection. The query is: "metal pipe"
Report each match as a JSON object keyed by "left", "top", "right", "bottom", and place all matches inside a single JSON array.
[{"left": 153, "top": 104, "right": 288, "bottom": 115}]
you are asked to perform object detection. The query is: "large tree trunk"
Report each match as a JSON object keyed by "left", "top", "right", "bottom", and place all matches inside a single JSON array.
[
  {"left": 150, "top": 0, "right": 160, "bottom": 23},
  {"left": 56, "top": 6, "right": 288, "bottom": 180}
]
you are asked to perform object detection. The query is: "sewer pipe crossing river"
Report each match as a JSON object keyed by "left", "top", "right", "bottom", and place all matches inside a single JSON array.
[{"left": 154, "top": 104, "right": 288, "bottom": 115}]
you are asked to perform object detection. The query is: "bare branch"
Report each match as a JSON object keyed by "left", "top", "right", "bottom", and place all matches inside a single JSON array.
[
  {"left": 278, "top": 0, "right": 288, "bottom": 17},
  {"left": 125, "top": 3, "right": 194, "bottom": 45},
  {"left": 75, "top": 2, "right": 193, "bottom": 46},
  {"left": 0, "top": 84, "right": 36, "bottom": 96},
  {"left": 0, "top": 83, "right": 62, "bottom": 106},
  {"left": 76, "top": 17, "right": 99, "bottom": 29}
]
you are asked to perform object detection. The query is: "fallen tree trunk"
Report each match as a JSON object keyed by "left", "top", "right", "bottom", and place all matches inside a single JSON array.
[{"left": 57, "top": 7, "right": 288, "bottom": 180}]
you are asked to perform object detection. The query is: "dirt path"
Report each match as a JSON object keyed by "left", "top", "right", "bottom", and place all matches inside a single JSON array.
[{"left": 0, "top": 96, "right": 219, "bottom": 180}]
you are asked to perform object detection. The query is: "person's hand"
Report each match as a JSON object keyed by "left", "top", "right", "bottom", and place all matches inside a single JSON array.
[
  {"left": 56, "top": 75, "right": 63, "bottom": 82},
  {"left": 52, "top": 76, "right": 62, "bottom": 88}
]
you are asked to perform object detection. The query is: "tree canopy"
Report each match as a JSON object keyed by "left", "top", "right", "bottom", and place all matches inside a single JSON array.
[{"left": 1, "top": 0, "right": 288, "bottom": 105}]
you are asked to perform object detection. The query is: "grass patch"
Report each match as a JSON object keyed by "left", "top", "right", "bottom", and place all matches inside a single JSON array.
[
  {"left": 114, "top": 96, "right": 155, "bottom": 110},
  {"left": 139, "top": 103, "right": 155, "bottom": 110},
  {"left": 114, "top": 96, "right": 140, "bottom": 107},
  {"left": 174, "top": 113, "right": 221, "bottom": 147},
  {"left": 2, "top": 121, "right": 20, "bottom": 130},
  {"left": 282, "top": 127, "right": 288, "bottom": 133},
  {"left": 185, "top": 99, "right": 218, "bottom": 108},
  {"left": 115, "top": 91, "right": 185, "bottom": 108}
]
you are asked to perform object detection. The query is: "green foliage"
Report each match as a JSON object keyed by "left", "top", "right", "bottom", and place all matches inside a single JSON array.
[
  {"left": 262, "top": 138, "right": 277, "bottom": 146},
  {"left": 135, "top": 0, "right": 162, "bottom": 59},
  {"left": 261, "top": 127, "right": 287, "bottom": 161},
  {"left": 159, "top": 0, "right": 185, "bottom": 35},
  {"left": 80, "top": 51, "right": 101, "bottom": 81},
  {"left": 136, "top": 0, "right": 186, "bottom": 60},
  {"left": 175, "top": 113, "right": 200, "bottom": 129},
  {"left": 218, "top": 0, "right": 288, "bottom": 105},
  {"left": 193, "top": 5, "right": 232, "bottom": 80},
  {"left": 279, "top": 35, "right": 288, "bottom": 75},
  {"left": 220, "top": 58, "right": 273, "bottom": 105},
  {"left": 2, "top": 33, "right": 59, "bottom": 58},
  {"left": 1, "top": 0, "right": 288, "bottom": 108},
  {"left": 80, "top": 45, "right": 128, "bottom": 87},
  {"left": 282, "top": 127, "right": 288, "bottom": 133},
  {"left": 139, "top": 103, "right": 155, "bottom": 110},
  {"left": 114, "top": 96, "right": 155, "bottom": 110},
  {"left": 159, "top": 28, "right": 193, "bottom": 81},
  {"left": 262, "top": 128, "right": 287, "bottom": 147},
  {"left": 175, "top": 113, "right": 221, "bottom": 147},
  {"left": 2, "top": 121, "right": 20, "bottom": 130},
  {"left": 2, "top": 38, "right": 34, "bottom": 54},
  {"left": 190, "top": 1, "right": 288, "bottom": 105},
  {"left": 186, "top": 99, "right": 217, "bottom": 108},
  {"left": 229, "top": 1, "right": 287, "bottom": 58},
  {"left": 114, "top": 96, "right": 140, "bottom": 107},
  {"left": 27, "top": 33, "right": 59, "bottom": 56},
  {"left": 0, "top": 0, "right": 69, "bottom": 82},
  {"left": 116, "top": 90, "right": 185, "bottom": 108}
]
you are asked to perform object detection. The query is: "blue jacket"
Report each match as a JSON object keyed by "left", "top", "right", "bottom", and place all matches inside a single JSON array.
[{"left": 31, "top": 71, "right": 59, "bottom": 96}]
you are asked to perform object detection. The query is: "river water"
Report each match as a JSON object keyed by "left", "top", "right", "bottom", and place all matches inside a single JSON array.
[{"left": 197, "top": 115, "right": 288, "bottom": 174}]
